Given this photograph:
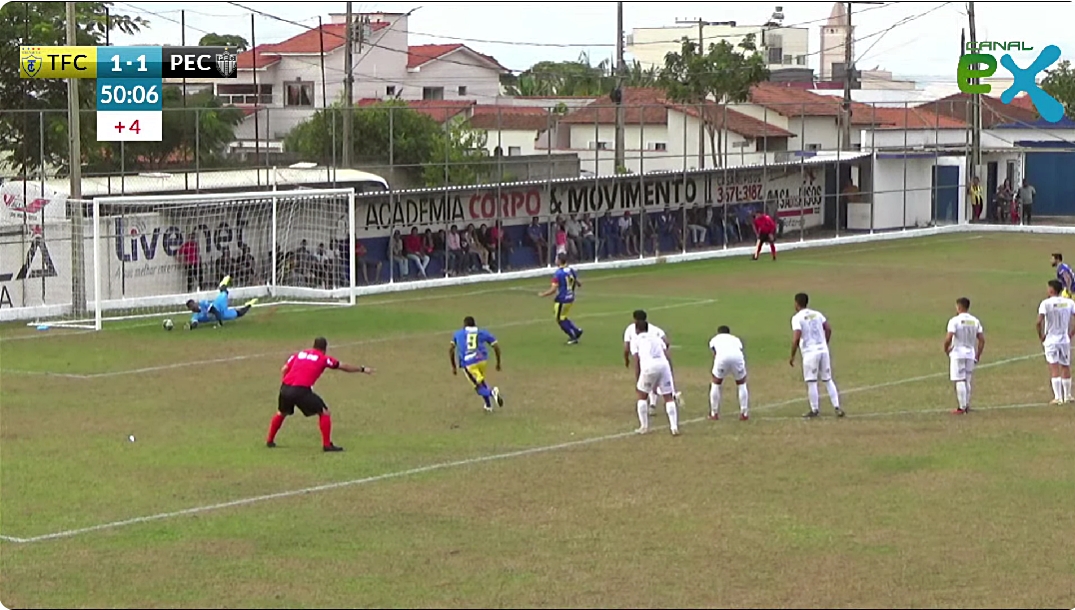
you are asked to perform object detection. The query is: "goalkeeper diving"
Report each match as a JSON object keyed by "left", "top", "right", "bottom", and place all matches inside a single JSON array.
[{"left": 184, "top": 275, "right": 258, "bottom": 330}]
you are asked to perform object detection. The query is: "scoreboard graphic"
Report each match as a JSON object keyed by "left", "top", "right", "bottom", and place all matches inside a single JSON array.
[{"left": 20, "top": 45, "right": 238, "bottom": 143}]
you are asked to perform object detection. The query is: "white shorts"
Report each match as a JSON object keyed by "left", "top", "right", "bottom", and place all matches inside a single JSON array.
[
  {"left": 1044, "top": 342, "right": 1071, "bottom": 366},
  {"left": 637, "top": 363, "right": 675, "bottom": 396},
  {"left": 949, "top": 357, "right": 976, "bottom": 381},
  {"left": 801, "top": 351, "right": 832, "bottom": 382},
  {"left": 712, "top": 356, "right": 747, "bottom": 382},
  {"left": 556, "top": 244, "right": 567, "bottom": 255}
]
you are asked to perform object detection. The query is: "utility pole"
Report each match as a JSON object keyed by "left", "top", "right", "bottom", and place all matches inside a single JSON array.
[
  {"left": 841, "top": 2, "right": 853, "bottom": 151},
  {"left": 613, "top": 1, "right": 625, "bottom": 173},
  {"left": 65, "top": 1, "right": 85, "bottom": 314},
  {"left": 968, "top": 1, "right": 981, "bottom": 184},
  {"left": 342, "top": 2, "right": 354, "bottom": 168}
]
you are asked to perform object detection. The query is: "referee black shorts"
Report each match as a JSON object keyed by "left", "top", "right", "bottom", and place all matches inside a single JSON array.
[
  {"left": 757, "top": 232, "right": 774, "bottom": 243},
  {"left": 278, "top": 384, "right": 328, "bottom": 417}
]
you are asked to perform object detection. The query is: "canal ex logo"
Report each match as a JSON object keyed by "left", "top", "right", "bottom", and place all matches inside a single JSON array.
[{"left": 957, "top": 42, "right": 1065, "bottom": 123}]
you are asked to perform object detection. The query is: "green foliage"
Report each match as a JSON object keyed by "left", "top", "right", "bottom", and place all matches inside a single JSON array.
[
  {"left": 285, "top": 101, "right": 490, "bottom": 187},
  {"left": 501, "top": 52, "right": 660, "bottom": 97},
  {"left": 423, "top": 118, "right": 490, "bottom": 188},
  {"left": 658, "top": 35, "right": 769, "bottom": 167},
  {"left": 0, "top": 1, "right": 146, "bottom": 175},
  {"left": 197, "top": 33, "right": 249, "bottom": 51},
  {"left": 87, "top": 87, "right": 244, "bottom": 172},
  {"left": 1041, "top": 60, "right": 1075, "bottom": 119}
]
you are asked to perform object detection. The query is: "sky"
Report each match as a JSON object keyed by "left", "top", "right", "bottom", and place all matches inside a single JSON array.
[{"left": 104, "top": 1, "right": 1074, "bottom": 86}]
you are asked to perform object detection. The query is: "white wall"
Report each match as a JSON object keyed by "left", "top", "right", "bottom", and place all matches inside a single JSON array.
[
  {"left": 862, "top": 128, "right": 969, "bottom": 150},
  {"left": 628, "top": 24, "right": 809, "bottom": 71},
  {"left": 869, "top": 156, "right": 935, "bottom": 229},
  {"left": 405, "top": 52, "right": 503, "bottom": 101},
  {"left": 482, "top": 129, "right": 540, "bottom": 156}
]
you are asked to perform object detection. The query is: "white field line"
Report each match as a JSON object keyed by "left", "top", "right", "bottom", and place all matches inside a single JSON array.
[
  {"left": 794, "top": 234, "right": 983, "bottom": 259},
  {"left": 1, "top": 297, "right": 718, "bottom": 380},
  {"left": 0, "top": 351, "right": 1038, "bottom": 545},
  {"left": 752, "top": 401, "right": 1048, "bottom": 422}
]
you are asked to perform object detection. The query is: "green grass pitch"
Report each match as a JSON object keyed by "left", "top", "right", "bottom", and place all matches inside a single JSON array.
[{"left": 1, "top": 232, "right": 1074, "bottom": 608}]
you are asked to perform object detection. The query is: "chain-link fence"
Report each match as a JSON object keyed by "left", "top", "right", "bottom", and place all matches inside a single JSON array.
[{"left": 3, "top": 96, "right": 1065, "bottom": 309}]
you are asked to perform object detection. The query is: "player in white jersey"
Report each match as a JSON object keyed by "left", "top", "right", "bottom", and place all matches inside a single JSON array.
[
  {"left": 944, "top": 297, "right": 985, "bottom": 415},
  {"left": 789, "top": 293, "right": 844, "bottom": 419},
  {"left": 623, "top": 310, "right": 682, "bottom": 414},
  {"left": 1037, "top": 280, "right": 1075, "bottom": 404},
  {"left": 629, "top": 320, "right": 680, "bottom": 436},
  {"left": 708, "top": 326, "right": 750, "bottom": 421}
]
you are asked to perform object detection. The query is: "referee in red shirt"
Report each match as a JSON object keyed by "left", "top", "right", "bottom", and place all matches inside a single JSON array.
[
  {"left": 266, "top": 337, "right": 374, "bottom": 452},
  {"left": 751, "top": 210, "right": 778, "bottom": 261}
]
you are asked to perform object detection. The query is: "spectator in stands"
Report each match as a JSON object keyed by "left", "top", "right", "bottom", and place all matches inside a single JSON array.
[
  {"left": 619, "top": 212, "right": 638, "bottom": 256},
  {"left": 403, "top": 227, "right": 429, "bottom": 278},
  {"left": 315, "top": 243, "right": 331, "bottom": 287},
  {"left": 580, "top": 214, "right": 596, "bottom": 261},
  {"left": 353, "top": 239, "right": 382, "bottom": 284},
  {"left": 487, "top": 221, "right": 511, "bottom": 271},
  {"left": 565, "top": 213, "right": 582, "bottom": 261},
  {"left": 554, "top": 220, "right": 569, "bottom": 261},
  {"left": 446, "top": 225, "right": 463, "bottom": 276},
  {"left": 236, "top": 243, "right": 256, "bottom": 286},
  {"left": 426, "top": 229, "right": 444, "bottom": 274},
  {"left": 642, "top": 212, "right": 660, "bottom": 255},
  {"left": 216, "top": 247, "right": 234, "bottom": 283},
  {"left": 526, "top": 217, "right": 548, "bottom": 266},
  {"left": 389, "top": 230, "right": 409, "bottom": 279},
  {"left": 599, "top": 211, "right": 619, "bottom": 259},
  {"left": 1018, "top": 178, "right": 1036, "bottom": 225},
  {"left": 465, "top": 223, "right": 492, "bottom": 273},
  {"left": 178, "top": 233, "right": 202, "bottom": 291},
  {"left": 659, "top": 206, "right": 683, "bottom": 252},
  {"left": 995, "top": 179, "right": 1013, "bottom": 225},
  {"left": 294, "top": 239, "right": 314, "bottom": 281},
  {"left": 969, "top": 176, "right": 984, "bottom": 222},
  {"left": 687, "top": 206, "right": 707, "bottom": 249}
]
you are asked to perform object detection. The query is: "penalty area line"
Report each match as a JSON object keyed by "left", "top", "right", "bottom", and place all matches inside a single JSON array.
[{"left": 0, "top": 349, "right": 1032, "bottom": 545}]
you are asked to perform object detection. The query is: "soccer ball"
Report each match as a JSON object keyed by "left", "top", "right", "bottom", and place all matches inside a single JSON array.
[{"left": 163, "top": 318, "right": 174, "bottom": 331}]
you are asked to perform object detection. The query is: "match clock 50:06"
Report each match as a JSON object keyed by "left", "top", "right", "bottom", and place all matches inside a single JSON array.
[{"left": 96, "top": 76, "right": 163, "bottom": 142}]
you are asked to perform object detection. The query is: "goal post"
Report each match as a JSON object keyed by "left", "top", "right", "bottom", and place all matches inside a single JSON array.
[{"left": 23, "top": 187, "right": 356, "bottom": 330}]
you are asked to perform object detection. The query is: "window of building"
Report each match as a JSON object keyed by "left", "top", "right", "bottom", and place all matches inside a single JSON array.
[
  {"left": 386, "top": 85, "right": 396, "bottom": 96},
  {"left": 783, "top": 54, "right": 793, "bottom": 64},
  {"left": 508, "top": 146, "right": 521, "bottom": 156},
  {"left": 457, "top": 86, "right": 468, "bottom": 96},
  {"left": 806, "top": 143, "right": 821, "bottom": 151},
  {"left": 589, "top": 141, "right": 610, "bottom": 150},
  {"left": 768, "top": 47, "right": 784, "bottom": 64},
  {"left": 285, "top": 82, "right": 314, "bottom": 107},
  {"left": 423, "top": 86, "right": 445, "bottom": 101},
  {"left": 652, "top": 142, "right": 667, "bottom": 151},
  {"left": 796, "top": 55, "right": 807, "bottom": 65},
  {"left": 215, "top": 83, "right": 273, "bottom": 105}
]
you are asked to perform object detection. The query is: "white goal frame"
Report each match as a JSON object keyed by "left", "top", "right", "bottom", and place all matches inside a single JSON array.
[{"left": 36, "top": 187, "right": 356, "bottom": 331}]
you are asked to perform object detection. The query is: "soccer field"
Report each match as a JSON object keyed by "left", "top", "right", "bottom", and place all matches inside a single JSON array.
[{"left": 2, "top": 232, "right": 1074, "bottom": 608}]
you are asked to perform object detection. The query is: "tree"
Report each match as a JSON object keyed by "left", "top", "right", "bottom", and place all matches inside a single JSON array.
[
  {"left": 284, "top": 101, "right": 490, "bottom": 187},
  {"left": 87, "top": 87, "right": 244, "bottom": 172},
  {"left": 423, "top": 118, "right": 490, "bottom": 188},
  {"left": 0, "top": 2, "right": 146, "bottom": 175},
  {"left": 501, "top": 53, "right": 660, "bottom": 97},
  {"left": 198, "top": 33, "right": 249, "bottom": 51},
  {"left": 657, "top": 35, "right": 769, "bottom": 167},
  {"left": 1041, "top": 60, "right": 1075, "bottom": 120}
]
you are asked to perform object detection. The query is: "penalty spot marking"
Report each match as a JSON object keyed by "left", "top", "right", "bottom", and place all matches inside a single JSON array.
[{"left": 0, "top": 351, "right": 1038, "bottom": 545}]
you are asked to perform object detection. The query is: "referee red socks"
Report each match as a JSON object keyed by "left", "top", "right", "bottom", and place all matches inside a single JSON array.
[
  {"left": 318, "top": 412, "right": 333, "bottom": 447},
  {"left": 267, "top": 413, "right": 285, "bottom": 444}
]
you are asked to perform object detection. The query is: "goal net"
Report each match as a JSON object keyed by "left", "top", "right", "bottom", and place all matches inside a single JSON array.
[{"left": 4, "top": 188, "right": 356, "bottom": 330}]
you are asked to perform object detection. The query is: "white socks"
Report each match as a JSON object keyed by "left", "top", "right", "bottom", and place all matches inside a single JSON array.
[
  {"left": 710, "top": 383, "right": 721, "bottom": 415},
  {"left": 665, "top": 400, "right": 679, "bottom": 433},
  {"left": 807, "top": 382, "right": 820, "bottom": 413},
  {"left": 955, "top": 380, "right": 968, "bottom": 410},
  {"left": 636, "top": 399, "right": 649, "bottom": 430},
  {"left": 1052, "top": 377, "right": 1064, "bottom": 401},
  {"left": 825, "top": 379, "right": 841, "bottom": 409},
  {"left": 649, "top": 392, "right": 659, "bottom": 407},
  {"left": 738, "top": 385, "right": 749, "bottom": 417},
  {"left": 1064, "top": 378, "right": 1072, "bottom": 401}
]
